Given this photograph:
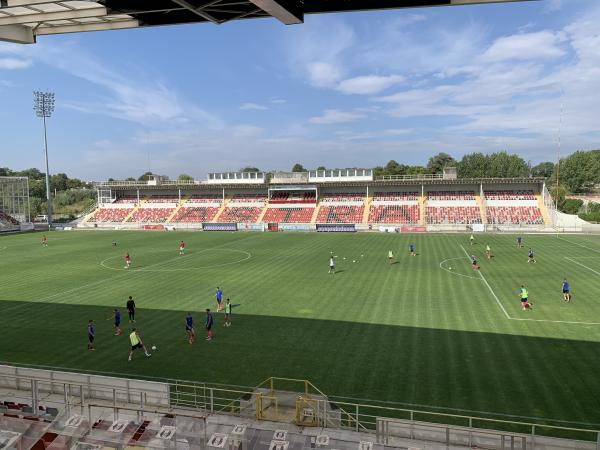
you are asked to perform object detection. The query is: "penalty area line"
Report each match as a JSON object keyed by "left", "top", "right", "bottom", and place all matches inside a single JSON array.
[
  {"left": 564, "top": 257, "right": 600, "bottom": 276},
  {"left": 460, "top": 244, "right": 511, "bottom": 319}
]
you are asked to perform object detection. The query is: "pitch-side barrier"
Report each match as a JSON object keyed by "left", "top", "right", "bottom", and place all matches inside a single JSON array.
[{"left": 1, "top": 364, "right": 600, "bottom": 449}]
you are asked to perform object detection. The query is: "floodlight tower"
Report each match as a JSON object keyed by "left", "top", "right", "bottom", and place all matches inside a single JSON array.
[{"left": 33, "top": 91, "right": 55, "bottom": 227}]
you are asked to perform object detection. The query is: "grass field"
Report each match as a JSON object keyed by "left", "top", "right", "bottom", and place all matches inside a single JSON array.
[{"left": 1, "top": 230, "right": 600, "bottom": 427}]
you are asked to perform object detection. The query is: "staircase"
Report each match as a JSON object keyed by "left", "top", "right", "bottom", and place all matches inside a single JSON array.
[
  {"left": 362, "top": 196, "right": 372, "bottom": 224},
  {"left": 419, "top": 195, "right": 426, "bottom": 225},
  {"left": 537, "top": 194, "right": 551, "bottom": 225},
  {"left": 79, "top": 202, "right": 98, "bottom": 225},
  {"left": 310, "top": 202, "right": 321, "bottom": 224},
  {"left": 212, "top": 198, "right": 229, "bottom": 223},
  {"left": 166, "top": 196, "right": 189, "bottom": 224},
  {"left": 122, "top": 201, "right": 144, "bottom": 223},
  {"left": 475, "top": 193, "right": 487, "bottom": 225},
  {"left": 256, "top": 201, "right": 270, "bottom": 223}
]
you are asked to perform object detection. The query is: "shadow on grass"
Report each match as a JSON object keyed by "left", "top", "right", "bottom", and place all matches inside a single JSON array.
[{"left": 1, "top": 300, "right": 600, "bottom": 434}]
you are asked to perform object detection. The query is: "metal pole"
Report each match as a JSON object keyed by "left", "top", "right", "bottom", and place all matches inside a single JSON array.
[
  {"left": 113, "top": 389, "right": 117, "bottom": 418},
  {"left": 468, "top": 417, "right": 472, "bottom": 447},
  {"left": 64, "top": 384, "right": 69, "bottom": 416},
  {"left": 31, "top": 380, "right": 38, "bottom": 414},
  {"left": 42, "top": 115, "right": 52, "bottom": 227},
  {"left": 80, "top": 385, "right": 84, "bottom": 414}
]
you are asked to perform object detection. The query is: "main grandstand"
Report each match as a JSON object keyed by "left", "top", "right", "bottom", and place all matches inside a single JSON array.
[{"left": 82, "top": 169, "right": 552, "bottom": 231}]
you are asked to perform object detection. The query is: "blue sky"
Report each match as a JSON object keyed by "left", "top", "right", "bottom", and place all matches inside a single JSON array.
[{"left": 0, "top": 0, "right": 598, "bottom": 180}]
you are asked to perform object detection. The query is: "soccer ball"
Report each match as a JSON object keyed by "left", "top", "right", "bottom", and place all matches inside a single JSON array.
[
  {"left": 449, "top": 267, "right": 452, "bottom": 270},
  {"left": 353, "top": 260, "right": 356, "bottom": 263},
  {"left": 151, "top": 345, "right": 157, "bottom": 351}
]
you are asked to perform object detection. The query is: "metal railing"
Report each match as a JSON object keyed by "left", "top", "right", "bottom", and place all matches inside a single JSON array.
[
  {"left": 2, "top": 365, "right": 600, "bottom": 449},
  {"left": 376, "top": 174, "right": 443, "bottom": 181}
]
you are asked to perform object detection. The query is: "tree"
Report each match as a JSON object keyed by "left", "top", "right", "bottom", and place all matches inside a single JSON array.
[
  {"left": 531, "top": 162, "right": 554, "bottom": 178},
  {"left": 557, "top": 151, "right": 600, "bottom": 193},
  {"left": 0, "top": 167, "right": 11, "bottom": 177},
  {"left": 316, "top": 166, "right": 327, "bottom": 171},
  {"left": 291, "top": 163, "right": 306, "bottom": 172},
  {"left": 138, "top": 171, "right": 153, "bottom": 181},
  {"left": 384, "top": 160, "right": 402, "bottom": 175},
  {"left": 405, "top": 165, "right": 425, "bottom": 175},
  {"left": 240, "top": 167, "right": 260, "bottom": 172},
  {"left": 177, "top": 174, "right": 194, "bottom": 181},
  {"left": 426, "top": 152, "right": 456, "bottom": 174},
  {"left": 457, "top": 153, "right": 488, "bottom": 178},
  {"left": 16, "top": 168, "right": 43, "bottom": 180},
  {"left": 125, "top": 177, "right": 136, "bottom": 181},
  {"left": 50, "top": 173, "right": 69, "bottom": 192},
  {"left": 487, "top": 151, "right": 528, "bottom": 178}
]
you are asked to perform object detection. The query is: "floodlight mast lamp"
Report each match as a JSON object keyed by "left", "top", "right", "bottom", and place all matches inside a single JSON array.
[{"left": 33, "top": 91, "right": 54, "bottom": 228}]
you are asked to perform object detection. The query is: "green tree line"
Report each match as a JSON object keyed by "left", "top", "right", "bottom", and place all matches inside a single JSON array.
[{"left": 0, "top": 167, "right": 94, "bottom": 219}]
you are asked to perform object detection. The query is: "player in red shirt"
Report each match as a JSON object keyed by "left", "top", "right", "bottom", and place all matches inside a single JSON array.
[
  {"left": 124, "top": 253, "right": 131, "bottom": 269},
  {"left": 179, "top": 240, "right": 185, "bottom": 255},
  {"left": 41, "top": 234, "right": 48, "bottom": 247}
]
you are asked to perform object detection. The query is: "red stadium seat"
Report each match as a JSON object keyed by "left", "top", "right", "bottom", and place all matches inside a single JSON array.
[
  {"left": 218, "top": 207, "right": 263, "bottom": 223},
  {"left": 262, "top": 207, "right": 314, "bottom": 223},
  {"left": 172, "top": 207, "right": 219, "bottom": 223},
  {"left": 368, "top": 205, "right": 419, "bottom": 224},
  {"left": 89, "top": 208, "right": 132, "bottom": 223},
  {"left": 317, "top": 205, "right": 364, "bottom": 223}
]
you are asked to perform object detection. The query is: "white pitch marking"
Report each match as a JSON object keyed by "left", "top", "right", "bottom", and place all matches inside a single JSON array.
[
  {"left": 100, "top": 248, "right": 252, "bottom": 272},
  {"left": 460, "top": 244, "right": 511, "bottom": 319},
  {"left": 439, "top": 257, "right": 480, "bottom": 280},
  {"left": 564, "top": 257, "right": 600, "bottom": 276},
  {"left": 511, "top": 317, "right": 600, "bottom": 325},
  {"left": 557, "top": 236, "right": 600, "bottom": 255}
]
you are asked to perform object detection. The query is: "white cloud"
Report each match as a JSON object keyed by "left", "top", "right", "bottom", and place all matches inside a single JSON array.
[
  {"left": 286, "top": 17, "right": 354, "bottom": 88},
  {"left": 240, "top": 102, "right": 268, "bottom": 110},
  {"left": 544, "top": 0, "right": 563, "bottom": 13},
  {"left": 384, "top": 129, "right": 413, "bottom": 136},
  {"left": 337, "top": 75, "right": 404, "bottom": 95},
  {"left": 231, "top": 125, "right": 265, "bottom": 137},
  {"left": 0, "top": 58, "right": 32, "bottom": 70},
  {"left": 482, "top": 31, "right": 567, "bottom": 62},
  {"left": 306, "top": 62, "right": 343, "bottom": 88},
  {"left": 270, "top": 98, "right": 286, "bottom": 104},
  {"left": 309, "top": 109, "right": 365, "bottom": 125},
  {"left": 21, "top": 43, "right": 222, "bottom": 128}
]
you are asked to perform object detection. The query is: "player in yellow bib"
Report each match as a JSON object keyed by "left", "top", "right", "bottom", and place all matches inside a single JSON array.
[
  {"left": 519, "top": 286, "right": 533, "bottom": 310},
  {"left": 128, "top": 328, "right": 151, "bottom": 361},
  {"left": 388, "top": 250, "right": 394, "bottom": 265}
]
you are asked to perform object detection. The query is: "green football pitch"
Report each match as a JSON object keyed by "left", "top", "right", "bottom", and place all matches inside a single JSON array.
[{"left": 1, "top": 230, "right": 600, "bottom": 426}]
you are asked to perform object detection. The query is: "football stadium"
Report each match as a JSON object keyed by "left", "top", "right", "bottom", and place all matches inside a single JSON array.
[{"left": 1, "top": 1, "right": 600, "bottom": 450}]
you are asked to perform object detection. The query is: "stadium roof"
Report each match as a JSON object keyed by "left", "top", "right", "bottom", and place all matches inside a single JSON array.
[{"left": 0, "top": 0, "right": 533, "bottom": 44}]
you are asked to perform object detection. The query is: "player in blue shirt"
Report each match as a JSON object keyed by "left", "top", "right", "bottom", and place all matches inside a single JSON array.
[
  {"left": 516, "top": 236, "right": 523, "bottom": 248},
  {"left": 471, "top": 255, "right": 479, "bottom": 270},
  {"left": 111, "top": 309, "right": 121, "bottom": 336},
  {"left": 215, "top": 287, "right": 223, "bottom": 312},
  {"left": 409, "top": 243, "right": 415, "bottom": 257},
  {"left": 562, "top": 278, "right": 571, "bottom": 302},
  {"left": 205, "top": 309, "right": 214, "bottom": 341},
  {"left": 87, "top": 320, "right": 95, "bottom": 351},
  {"left": 527, "top": 248, "right": 536, "bottom": 263},
  {"left": 185, "top": 313, "right": 195, "bottom": 344}
]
